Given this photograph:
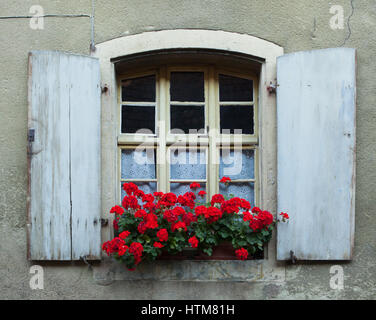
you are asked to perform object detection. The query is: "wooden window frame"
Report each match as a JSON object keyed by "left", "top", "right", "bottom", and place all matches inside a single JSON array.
[{"left": 116, "top": 65, "right": 259, "bottom": 208}]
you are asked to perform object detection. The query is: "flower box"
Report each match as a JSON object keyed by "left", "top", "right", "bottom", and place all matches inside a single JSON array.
[{"left": 102, "top": 178, "right": 289, "bottom": 270}]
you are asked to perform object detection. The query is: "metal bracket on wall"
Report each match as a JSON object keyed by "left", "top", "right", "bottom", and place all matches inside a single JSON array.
[{"left": 267, "top": 81, "right": 278, "bottom": 94}]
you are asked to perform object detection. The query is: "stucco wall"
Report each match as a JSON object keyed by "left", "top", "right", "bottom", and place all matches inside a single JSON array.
[{"left": 0, "top": 0, "right": 375, "bottom": 299}]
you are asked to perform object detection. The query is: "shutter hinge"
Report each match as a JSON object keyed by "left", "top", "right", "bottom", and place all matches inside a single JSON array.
[
  {"left": 267, "top": 81, "right": 279, "bottom": 94},
  {"left": 290, "top": 250, "right": 297, "bottom": 264},
  {"left": 101, "top": 84, "right": 109, "bottom": 94},
  {"left": 27, "top": 129, "right": 35, "bottom": 158},
  {"left": 100, "top": 218, "right": 109, "bottom": 227}
]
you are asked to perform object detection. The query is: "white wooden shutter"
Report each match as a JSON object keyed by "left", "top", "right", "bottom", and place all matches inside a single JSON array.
[
  {"left": 277, "top": 48, "right": 356, "bottom": 260},
  {"left": 27, "top": 51, "right": 101, "bottom": 260}
]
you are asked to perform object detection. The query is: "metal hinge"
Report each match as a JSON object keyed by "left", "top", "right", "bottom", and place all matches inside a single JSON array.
[
  {"left": 267, "top": 81, "right": 279, "bottom": 94},
  {"left": 100, "top": 218, "right": 108, "bottom": 227},
  {"left": 290, "top": 250, "right": 297, "bottom": 264},
  {"left": 27, "top": 129, "right": 35, "bottom": 158}
]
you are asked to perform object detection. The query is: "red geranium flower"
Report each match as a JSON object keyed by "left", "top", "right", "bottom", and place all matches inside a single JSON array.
[
  {"left": 153, "top": 242, "right": 164, "bottom": 248},
  {"left": 157, "top": 228, "right": 168, "bottom": 242},
  {"left": 171, "top": 221, "right": 187, "bottom": 232},
  {"left": 242, "top": 211, "right": 252, "bottom": 222},
  {"left": 188, "top": 236, "right": 199, "bottom": 248},
  {"left": 235, "top": 248, "right": 248, "bottom": 260},
  {"left": 123, "top": 182, "right": 138, "bottom": 195},
  {"left": 129, "top": 242, "right": 143, "bottom": 264},
  {"left": 211, "top": 194, "right": 225, "bottom": 206},
  {"left": 280, "top": 212, "right": 289, "bottom": 219},
  {"left": 134, "top": 189, "right": 145, "bottom": 198},
  {"left": 110, "top": 205, "right": 124, "bottom": 215},
  {"left": 113, "top": 219, "right": 119, "bottom": 231},
  {"left": 142, "top": 193, "right": 154, "bottom": 203},
  {"left": 220, "top": 177, "right": 231, "bottom": 184},
  {"left": 119, "top": 231, "right": 130, "bottom": 240},
  {"left": 135, "top": 209, "right": 147, "bottom": 219},
  {"left": 118, "top": 245, "right": 129, "bottom": 256},
  {"left": 153, "top": 192, "right": 164, "bottom": 199},
  {"left": 195, "top": 205, "right": 207, "bottom": 217},
  {"left": 189, "top": 182, "right": 201, "bottom": 190},
  {"left": 198, "top": 190, "right": 207, "bottom": 197}
]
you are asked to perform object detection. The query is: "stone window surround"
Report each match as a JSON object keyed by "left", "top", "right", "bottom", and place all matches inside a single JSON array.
[{"left": 93, "top": 29, "right": 285, "bottom": 282}]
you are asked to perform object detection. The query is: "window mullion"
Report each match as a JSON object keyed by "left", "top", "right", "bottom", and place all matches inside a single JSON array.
[
  {"left": 158, "top": 66, "right": 168, "bottom": 192},
  {"left": 208, "top": 66, "right": 218, "bottom": 198}
]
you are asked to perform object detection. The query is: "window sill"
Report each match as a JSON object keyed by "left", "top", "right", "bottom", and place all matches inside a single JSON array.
[{"left": 93, "top": 258, "right": 265, "bottom": 283}]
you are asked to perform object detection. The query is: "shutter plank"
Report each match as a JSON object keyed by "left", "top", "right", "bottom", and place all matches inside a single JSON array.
[
  {"left": 28, "top": 52, "right": 72, "bottom": 260},
  {"left": 277, "top": 48, "right": 356, "bottom": 260},
  {"left": 70, "top": 56, "right": 101, "bottom": 260},
  {"left": 28, "top": 51, "right": 101, "bottom": 260}
]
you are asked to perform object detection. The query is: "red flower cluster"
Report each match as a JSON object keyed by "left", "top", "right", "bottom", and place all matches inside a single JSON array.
[
  {"left": 102, "top": 178, "right": 285, "bottom": 270},
  {"left": 128, "top": 242, "right": 143, "bottom": 265},
  {"left": 153, "top": 242, "right": 163, "bottom": 248},
  {"left": 248, "top": 210, "right": 274, "bottom": 231},
  {"left": 198, "top": 190, "right": 206, "bottom": 197},
  {"left": 122, "top": 195, "right": 140, "bottom": 210},
  {"left": 235, "top": 248, "right": 248, "bottom": 260},
  {"left": 171, "top": 221, "right": 187, "bottom": 232},
  {"left": 189, "top": 182, "right": 201, "bottom": 189},
  {"left": 102, "top": 237, "right": 124, "bottom": 256},
  {"left": 211, "top": 194, "right": 225, "bottom": 206},
  {"left": 220, "top": 176, "right": 231, "bottom": 184},
  {"left": 220, "top": 197, "right": 242, "bottom": 214},
  {"left": 280, "top": 212, "right": 289, "bottom": 220},
  {"left": 188, "top": 236, "right": 199, "bottom": 248},
  {"left": 157, "top": 228, "right": 168, "bottom": 242},
  {"left": 123, "top": 182, "right": 138, "bottom": 196},
  {"left": 160, "top": 193, "right": 178, "bottom": 207},
  {"left": 110, "top": 205, "right": 124, "bottom": 215},
  {"left": 119, "top": 230, "right": 130, "bottom": 240},
  {"left": 137, "top": 212, "right": 159, "bottom": 234},
  {"left": 177, "top": 192, "right": 196, "bottom": 209}
]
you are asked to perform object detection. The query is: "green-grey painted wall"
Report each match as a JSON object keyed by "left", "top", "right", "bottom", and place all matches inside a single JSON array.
[{"left": 0, "top": 0, "right": 375, "bottom": 299}]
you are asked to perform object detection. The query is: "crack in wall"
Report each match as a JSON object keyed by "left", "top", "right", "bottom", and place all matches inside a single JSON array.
[{"left": 341, "top": 0, "right": 355, "bottom": 46}]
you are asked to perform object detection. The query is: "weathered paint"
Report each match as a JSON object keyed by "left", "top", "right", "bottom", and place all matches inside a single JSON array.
[
  {"left": 28, "top": 51, "right": 101, "bottom": 260},
  {"left": 28, "top": 51, "right": 72, "bottom": 260},
  {"left": 277, "top": 48, "right": 356, "bottom": 260},
  {"left": 70, "top": 54, "right": 102, "bottom": 260}
]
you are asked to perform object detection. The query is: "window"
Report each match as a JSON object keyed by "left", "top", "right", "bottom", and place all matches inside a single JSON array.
[{"left": 117, "top": 66, "right": 259, "bottom": 206}]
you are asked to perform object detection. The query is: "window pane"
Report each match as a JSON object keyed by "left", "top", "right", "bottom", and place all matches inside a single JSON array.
[
  {"left": 122, "top": 105, "right": 155, "bottom": 134},
  {"left": 170, "top": 105, "right": 204, "bottom": 133},
  {"left": 219, "top": 149, "right": 254, "bottom": 180},
  {"left": 170, "top": 183, "right": 206, "bottom": 197},
  {"left": 121, "top": 182, "right": 157, "bottom": 200},
  {"left": 220, "top": 105, "right": 254, "bottom": 134},
  {"left": 220, "top": 182, "right": 255, "bottom": 205},
  {"left": 122, "top": 75, "right": 156, "bottom": 102},
  {"left": 170, "top": 72, "right": 204, "bottom": 102},
  {"left": 121, "top": 149, "right": 156, "bottom": 179},
  {"left": 170, "top": 149, "right": 206, "bottom": 180},
  {"left": 219, "top": 74, "right": 253, "bottom": 102}
]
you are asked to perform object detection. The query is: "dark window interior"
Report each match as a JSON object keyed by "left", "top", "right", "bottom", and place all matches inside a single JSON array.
[
  {"left": 170, "top": 72, "right": 204, "bottom": 102},
  {"left": 220, "top": 105, "right": 254, "bottom": 134},
  {"left": 219, "top": 74, "right": 253, "bottom": 102},
  {"left": 121, "top": 105, "right": 155, "bottom": 134},
  {"left": 170, "top": 105, "right": 204, "bottom": 134},
  {"left": 121, "top": 75, "right": 156, "bottom": 102}
]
